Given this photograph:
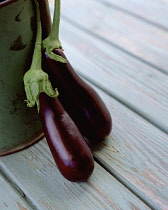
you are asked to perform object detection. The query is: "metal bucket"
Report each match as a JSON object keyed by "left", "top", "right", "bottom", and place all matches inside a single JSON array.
[{"left": 0, "top": 0, "right": 51, "bottom": 156}]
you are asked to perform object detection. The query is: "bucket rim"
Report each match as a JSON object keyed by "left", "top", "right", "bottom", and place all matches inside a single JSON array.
[
  {"left": 0, "top": 0, "right": 20, "bottom": 8},
  {"left": 0, "top": 130, "right": 44, "bottom": 156}
]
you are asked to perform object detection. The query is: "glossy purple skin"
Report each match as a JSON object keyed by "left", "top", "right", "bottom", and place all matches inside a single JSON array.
[
  {"left": 42, "top": 49, "right": 112, "bottom": 142},
  {"left": 39, "top": 93, "right": 94, "bottom": 182}
]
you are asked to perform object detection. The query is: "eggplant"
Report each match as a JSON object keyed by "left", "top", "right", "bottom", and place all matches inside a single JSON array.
[
  {"left": 39, "top": 93, "right": 94, "bottom": 182},
  {"left": 42, "top": 49, "right": 112, "bottom": 142}
]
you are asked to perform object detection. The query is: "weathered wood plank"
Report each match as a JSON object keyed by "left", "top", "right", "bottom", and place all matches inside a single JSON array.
[
  {"left": 0, "top": 173, "right": 33, "bottom": 210},
  {"left": 0, "top": 140, "right": 150, "bottom": 210},
  {"left": 1, "top": 1, "right": 167, "bottom": 209},
  {"left": 53, "top": 21, "right": 168, "bottom": 133},
  {"left": 55, "top": 0, "right": 168, "bottom": 74},
  {"left": 1, "top": 82, "right": 168, "bottom": 209},
  {"left": 90, "top": 83, "right": 168, "bottom": 210},
  {"left": 60, "top": 20, "right": 168, "bottom": 98},
  {"left": 99, "top": 0, "right": 168, "bottom": 30},
  {"left": 46, "top": 3, "right": 168, "bottom": 208}
]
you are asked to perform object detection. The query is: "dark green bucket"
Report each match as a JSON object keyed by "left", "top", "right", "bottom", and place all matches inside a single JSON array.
[{"left": 0, "top": 0, "right": 51, "bottom": 156}]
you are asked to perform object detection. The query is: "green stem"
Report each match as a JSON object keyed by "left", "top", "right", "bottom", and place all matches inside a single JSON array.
[
  {"left": 42, "top": 0, "right": 67, "bottom": 63},
  {"left": 30, "top": 0, "right": 42, "bottom": 70},
  {"left": 50, "top": 0, "right": 61, "bottom": 43},
  {"left": 23, "top": 0, "right": 59, "bottom": 111}
]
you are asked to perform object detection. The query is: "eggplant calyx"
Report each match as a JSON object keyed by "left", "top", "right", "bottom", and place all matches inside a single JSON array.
[
  {"left": 23, "top": 0, "right": 58, "bottom": 112},
  {"left": 42, "top": 38, "right": 67, "bottom": 63},
  {"left": 24, "top": 69, "right": 58, "bottom": 112}
]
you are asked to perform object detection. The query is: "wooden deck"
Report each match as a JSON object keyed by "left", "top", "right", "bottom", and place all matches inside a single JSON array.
[{"left": 1, "top": 0, "right": 168, "bottom": 209}]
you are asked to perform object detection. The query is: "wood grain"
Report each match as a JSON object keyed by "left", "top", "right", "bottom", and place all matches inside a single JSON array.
[
  {"left": 99, "top": 0, "right": 168, "bottom": 30},
  {"left": 1, "top": 1, "right": 168, "bottom": 210},
  {"left": 91, "top": 83, "right": 168, "bottom": 210},
  {"left": 1, "top": 83, "right": 168, "bottom": 209},
  {"left": 59, "top": 20, "right": 168, "bottom": 97},
  {"left": 0, "top": 139, "right": 150, "bottom": 210},
  {"left": 55, "top": 21, "right": 168, "bottom": 133},
  {"left": 46, "top": 4, "right": 168, "bottom": 208},
  {"left": 57, "top": 0, "right": 168, "bottom": 74},
  {"left": 0, "top": 173, "right": 33, "bottom": 210}
]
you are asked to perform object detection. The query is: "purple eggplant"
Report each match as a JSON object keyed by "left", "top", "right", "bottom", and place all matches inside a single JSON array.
[
  {"left": 42, "top": 49, "right": 112, "bottom": 142},
  {"left": 39, "top": 93, "right": 94, "bottom": 182}
]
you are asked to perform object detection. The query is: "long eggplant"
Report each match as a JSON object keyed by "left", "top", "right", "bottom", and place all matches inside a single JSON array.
[
  {"left": 39, "top": 93, "right": 94, "bottom": 182},
  {"left": 42, "top": 49, "right": 112, "bottom": 142}
]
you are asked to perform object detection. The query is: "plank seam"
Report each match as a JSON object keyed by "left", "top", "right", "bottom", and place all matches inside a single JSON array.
[
  {"left": 0, "top": 155, "right": 152, "bottom": 210},
  {"left": 94, "top": 157, "right": 155, "bottom": 210},
  {"left": 77, "top": 70, "right": 168, "bottom": 135},
  {"left": 98, "top": 0, "right": 168, "bottom": 32},
  {"left": 60, "top": 27, "right": 168, "bottom": 99},
  {"left": 61, "top": 16, "right": 168, "bottom": 76},
  {"left": 0, "top": 166, "right": 39, "bottom": 210}
]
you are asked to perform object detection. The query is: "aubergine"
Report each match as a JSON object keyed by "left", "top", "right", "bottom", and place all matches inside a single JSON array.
[
  {"left": 39, "top": 93, "right": 94, "bottom": 182},
  {"left": 42, "top": 49, "right": 112, "bottom": 142}
]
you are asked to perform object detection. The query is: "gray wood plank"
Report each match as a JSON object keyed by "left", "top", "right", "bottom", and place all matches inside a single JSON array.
[
  {"left": 60, "top": 20, "right": 168, "bottom": 98},
  {"left": 55, "top": 0, "right": 168, "bottom": 74},
  {"left": 49, "top": 4, "right": 168, "bottom": 208},
  {"left": 0, "top": 2, "right": 167, "bottom": 209},
  {"left": 0, "top": 140, "right": 150, "bottom": 210},
  {"left": 1, "top": 82, "right": 168, "bottom": 209},
  {"left": 90, "top": 84, "right": 168, "bottom": 210},
  {"left": 0, "top": 173, "right": 33, "bottom": 210},
  {"left": 56, "top": 21, "right": 168, "bottom": 134},
  {"left": 99, "top": 0, "right": 168, "bottom": 30}
]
